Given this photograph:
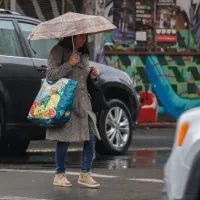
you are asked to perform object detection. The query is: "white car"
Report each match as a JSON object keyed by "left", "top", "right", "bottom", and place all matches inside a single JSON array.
[{"left": 163, "top": 107, "right": 200, "bottom": 200}]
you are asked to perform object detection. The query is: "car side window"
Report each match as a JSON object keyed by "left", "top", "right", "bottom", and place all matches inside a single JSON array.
[
  {"left": 18, "top": 22, "right": 57, "bottom": 59},
  {"left": 0, "top": 20, "right": 24, "bottom": 57}
]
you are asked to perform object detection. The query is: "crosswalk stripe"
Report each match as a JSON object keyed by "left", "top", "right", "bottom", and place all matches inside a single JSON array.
[
  {"left": 0, "top": 197, "right": 51, "bottom": 200},
  {"left": 127, "top": 178, "right": 164, "bottom": 183},
  {"left": 0, "top": 169, "right": 118, "bottom": 178},
  {"left": 0, "top": 169, "right": 164, "bottom": 183}
]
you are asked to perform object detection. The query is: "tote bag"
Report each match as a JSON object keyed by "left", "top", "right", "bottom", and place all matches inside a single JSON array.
[{"left": 27, "top": 78, "right": 78, "bottom": 127}]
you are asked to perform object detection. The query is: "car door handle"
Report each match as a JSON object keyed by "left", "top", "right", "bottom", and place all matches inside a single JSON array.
[
  {"left": 37, "top": 65, "right": 47, "bottom": 73},
  {"left": 37, "top": 67, "right": 46, "bottom": 73}
]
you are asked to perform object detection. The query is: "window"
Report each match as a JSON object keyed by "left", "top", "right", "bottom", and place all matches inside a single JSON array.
[
  {"left": 19, "top": 22, "right": 58, "bottom": 59},
  {"left": 0, "top": 20, "right": 24, "bottom": 57}
]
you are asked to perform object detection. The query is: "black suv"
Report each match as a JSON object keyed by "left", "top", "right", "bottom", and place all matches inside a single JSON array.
[{"left": 0, "top": 10, "right": 140, "bottom": 155}]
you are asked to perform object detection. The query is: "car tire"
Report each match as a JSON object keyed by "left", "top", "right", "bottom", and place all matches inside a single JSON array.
[
  {"left": 0, "top": 110, "right": 2, "bottom": 135},
  {"left": 0, "top": 103, "right": 29, "bottom": 156},
  {"left": 0, "top": 103, "right": 5, "bottom": 153},
  {"left": 0, "top": 139, "right": 30, "bottom": 156},
  {"left": 96, "top": 99, "right": 133, "bottom": 155}
]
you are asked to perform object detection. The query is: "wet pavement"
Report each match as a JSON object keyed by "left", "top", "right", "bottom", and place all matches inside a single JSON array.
[
  {"left": 0, "top": 169, "right": 163, "bottom": 200},
  {"left": 0, "top": 150, "right": 169, "bottom": 170},
  {"left": 28, "top": 128, "right": 175, "bottom": 151},
  {"left": 0, "top": 128, "right": 174, "bottom": 200}
]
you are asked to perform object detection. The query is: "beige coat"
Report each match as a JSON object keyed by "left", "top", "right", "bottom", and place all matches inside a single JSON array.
[{"left": 46, "top": 44, "right": 100, "bottom": 142}]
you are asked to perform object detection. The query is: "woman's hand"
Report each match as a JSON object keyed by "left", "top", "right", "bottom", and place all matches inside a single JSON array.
[
  {"left": 69, "top": 53, "right": 79, "bottom": 65},
  {"left": 90, "top": 67, "right": 100, "bottom": 79}
]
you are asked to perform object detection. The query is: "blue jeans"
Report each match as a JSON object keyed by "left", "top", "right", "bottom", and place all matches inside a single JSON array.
[{"left": 55, "top": 132, "right": 95, "bottom": 174}]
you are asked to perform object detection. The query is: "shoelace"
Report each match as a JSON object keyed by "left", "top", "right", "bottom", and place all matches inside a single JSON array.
[
  {"left": 84, "top": 172, "right": 92, "bottom": 178},
  {"left": 61, "top": 174, "right": 65, "bottom": 178},
  {"left": 85, "top": 172, "right": 97, "bottom": 184}
]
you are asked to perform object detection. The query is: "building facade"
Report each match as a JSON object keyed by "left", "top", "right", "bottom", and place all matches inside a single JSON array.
[
  {"left": 1, "top": 0, "right": 105, "bottom": 60},
  {"left": 103, "top": 0, "right": 200, "bottom": 123}
]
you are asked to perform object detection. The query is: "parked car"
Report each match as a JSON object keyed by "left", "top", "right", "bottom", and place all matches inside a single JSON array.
[
  {"left": 163, "top": 107, "right": 200, "bottom": 200},
  {"left": 0, "top": 9, "right": 140, "bottom": 155}
]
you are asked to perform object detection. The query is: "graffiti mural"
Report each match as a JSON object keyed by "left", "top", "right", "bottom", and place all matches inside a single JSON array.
[{"left": 104, "top": 0, "right": 200, "bottom": 122}]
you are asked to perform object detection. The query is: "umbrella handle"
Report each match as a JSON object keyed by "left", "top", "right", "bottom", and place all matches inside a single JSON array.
[{"left": 72, "top": 36, "right": 74, "bottom": 52}]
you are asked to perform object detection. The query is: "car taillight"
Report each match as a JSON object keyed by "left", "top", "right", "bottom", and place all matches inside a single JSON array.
[{"left": 177, "top": 123, "right": 189, "bottom": 146}]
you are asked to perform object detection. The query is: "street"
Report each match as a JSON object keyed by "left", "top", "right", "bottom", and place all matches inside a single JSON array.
[
  {"left": 0, "top": 0, "right": 199, "bottom": 199},
  {"left": 0, "top": 128, "right": 175, "bottom": 200}
]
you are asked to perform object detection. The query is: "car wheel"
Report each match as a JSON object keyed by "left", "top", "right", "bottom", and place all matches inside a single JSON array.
[
  {"left": 96, "top": 99, "right": 133, "bottom": 155},
  {"left": 0, "top": 139, "right": 30, "bottom": 156},
  {"left": 0, "top": 104, "right": 5, "bottom": 152}
]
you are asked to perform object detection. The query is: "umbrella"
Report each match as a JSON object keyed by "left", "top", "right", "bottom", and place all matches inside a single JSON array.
[{"left": 28, "top": 12, "right": 117, "bottom": 41}]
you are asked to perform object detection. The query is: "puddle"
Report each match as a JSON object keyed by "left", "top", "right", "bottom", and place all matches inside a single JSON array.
[{"left": 0, "top": 150, "right": 170, "bottom": 169}]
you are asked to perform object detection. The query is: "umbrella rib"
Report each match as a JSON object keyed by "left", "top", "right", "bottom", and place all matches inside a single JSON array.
[
  {"left": 31, "top": 22, "right": 115, "bottom": 35},
  {"left": 28, "top": 13, "right": 116, "bottom": 40},
  {"left": 41, "top": 16, "right": 99, "bottom": 26}
]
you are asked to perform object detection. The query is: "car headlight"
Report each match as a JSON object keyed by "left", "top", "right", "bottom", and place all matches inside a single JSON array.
[{"left": 177, "top": 122, "right": 189, "bottom": 146}]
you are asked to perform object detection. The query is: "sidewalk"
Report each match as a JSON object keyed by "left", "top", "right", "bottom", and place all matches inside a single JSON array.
[
  {"left": 138, "top": 122, "right": 176, "bottom": 128},
  {"left": 28, "top": 128, "right": 175, "bottom": 153}
]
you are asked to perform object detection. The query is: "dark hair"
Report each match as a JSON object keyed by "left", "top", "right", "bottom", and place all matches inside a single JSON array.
[{"left": 58, "top": 35, "right": 89, "bottom": 55}]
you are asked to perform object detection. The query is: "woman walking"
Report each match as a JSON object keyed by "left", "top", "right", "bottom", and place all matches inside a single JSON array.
[{"left": 46, "top": 34, "right": 101, "bottom": 188}]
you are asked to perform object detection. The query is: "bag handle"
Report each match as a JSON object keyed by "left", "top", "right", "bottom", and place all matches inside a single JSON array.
[
  {"left": 89, "top": 67, "right": 94, "bottom": 76},
  {"left": 46, "top": 80, "right": 57, "bottom": 85},
  {"left": 61, "top": 47, "right": 65, "bottom": 65}
]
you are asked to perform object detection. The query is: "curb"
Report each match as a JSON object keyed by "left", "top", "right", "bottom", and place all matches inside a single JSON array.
[
  {"left": 27, "top": 148, "right": 81, "bottom": 153},
  {"left": 138, "top": 123, "right": 176, "bottom": 128}
]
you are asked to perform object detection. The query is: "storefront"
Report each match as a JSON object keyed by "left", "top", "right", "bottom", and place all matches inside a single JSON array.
[{"left": 103, "top": 0, "right": 200, "bottom": 123}]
